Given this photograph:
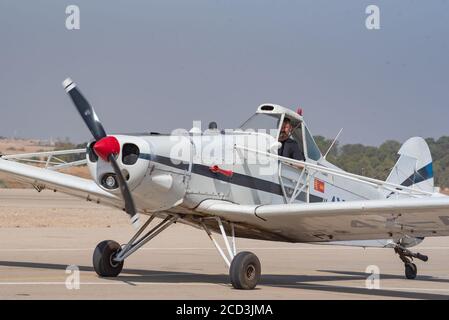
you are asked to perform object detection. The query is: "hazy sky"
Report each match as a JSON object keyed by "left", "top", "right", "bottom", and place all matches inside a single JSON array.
[{"left": 0, "top": 1, "right": 448, "bottom": 145}]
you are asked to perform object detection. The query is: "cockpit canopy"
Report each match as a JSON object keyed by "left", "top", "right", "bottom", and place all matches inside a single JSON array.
[
  {"left": 240, "top": 113, "right": 280, "bottom": 138},
  {"left": 239, "top": 104, "right": 322, "bottom": 161}
]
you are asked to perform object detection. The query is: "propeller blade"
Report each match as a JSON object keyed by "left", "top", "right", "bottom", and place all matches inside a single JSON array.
[
  {"left": 62, "top": 78, "right": 140, "bottom": 228},
  {"left": 62, "top": 78, "right": 107, "bottom": 141},
  {"left": 109, "top": 155, "right": 140, "bottom": 228}
]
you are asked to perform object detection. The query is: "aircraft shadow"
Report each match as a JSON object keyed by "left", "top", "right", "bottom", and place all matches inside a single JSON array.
[
  {"left": 318, "top": 269, "right": 449, "bottom": 284},
  {"left": 0, "top": 260, "right": 448, "bottom": 299}
]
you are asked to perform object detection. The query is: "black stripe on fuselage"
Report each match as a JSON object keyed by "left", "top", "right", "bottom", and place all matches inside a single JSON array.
[
  {"left": 140, "top": 154, "right": 324, "bottom": 202},
  {"left": 149, "top": 154, "right": 189, "bottom": 170}
]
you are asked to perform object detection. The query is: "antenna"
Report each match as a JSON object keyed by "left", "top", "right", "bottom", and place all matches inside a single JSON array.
[{"left": 324, "top": 128, "right": 343, "bottom": 160}]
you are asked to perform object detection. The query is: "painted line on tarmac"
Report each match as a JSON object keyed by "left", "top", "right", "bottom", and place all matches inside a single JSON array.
[
  {"left": 0, "top": 247, "right": 449, "bottom": 252},
  {"left": 0, "top": 281, "right": 217, "bottom": 286}
]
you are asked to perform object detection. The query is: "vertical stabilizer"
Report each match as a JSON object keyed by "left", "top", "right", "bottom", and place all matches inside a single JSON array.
[{"left": 385, "top": 137, "right": 433, "bottom": 197}]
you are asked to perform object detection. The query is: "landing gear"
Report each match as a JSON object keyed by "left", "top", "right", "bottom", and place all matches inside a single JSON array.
[
  {"left": 394, "top": 245, "right": 428, "bottom": 280},
  {"left": 404, "top": 262, "right": 417, "bottom": 279},
  {"left": 93, "top": 240, "right": 123, "bottom": 277},
  {"left": 92, "top": 214, "right": 178, "bottom": 278},
  {"left": 92, "top": 214, "right": 262, "bottom": 290},
  {"left": 230, "top": 251, "right": 261, "bottom": 290},
  {"left": 201, "top": 217, "right": 261, "bottom": 290}
]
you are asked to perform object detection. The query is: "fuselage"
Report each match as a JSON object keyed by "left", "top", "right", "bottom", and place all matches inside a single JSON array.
[
  {"left": 81, "top": 104, "right": 436, "bottom": 248},
  {"left": 86, "top": 104, "right": 386, "bottom": 234}
]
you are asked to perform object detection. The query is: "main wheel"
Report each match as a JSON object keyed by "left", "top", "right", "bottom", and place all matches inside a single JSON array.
[
  {"left": 230, "top": 251, "right": 261, "bottom": 290},
  {"left": 404, "top": 262, "right": 417, "bottom": 279},
  {"left": 93, "top": 240, "right": 124, "bottom": 277}
]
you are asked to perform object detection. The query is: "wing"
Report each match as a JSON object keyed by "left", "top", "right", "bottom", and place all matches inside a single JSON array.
[
  {"left": 196, "top": 196, "right": 449, "bottom": 242},
  {"left": 0, "top": 158, "right": 121, "bottom": 209}
]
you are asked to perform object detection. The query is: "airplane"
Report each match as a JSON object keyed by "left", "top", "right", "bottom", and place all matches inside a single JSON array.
[{"left": 0, "top": 77, "right": 448, "bottom": 290}]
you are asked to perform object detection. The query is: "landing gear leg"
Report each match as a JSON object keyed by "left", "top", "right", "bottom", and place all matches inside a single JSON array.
[
  {"left": 201, "top": 218, "right": 261, "bottom": 290},
  {"left": 394, "top": 245, "right": 428, "bottom": 280},
  {"left": 93, "top": 214, "right": 178, "bottom": 277}
]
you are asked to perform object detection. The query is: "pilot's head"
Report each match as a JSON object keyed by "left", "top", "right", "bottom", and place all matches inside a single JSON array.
[{"left": 279, "top": 118, "right": 293, "bottom": 142}]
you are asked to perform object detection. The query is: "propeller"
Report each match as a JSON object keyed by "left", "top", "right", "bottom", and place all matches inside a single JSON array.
[{"left": 62, "top": 78, "right": 140, "bottom": 228}]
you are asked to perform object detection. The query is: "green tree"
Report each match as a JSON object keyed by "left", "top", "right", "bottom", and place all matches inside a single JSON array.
[{"left": 313, "top": 135, "right": 449, "bottom": 188}]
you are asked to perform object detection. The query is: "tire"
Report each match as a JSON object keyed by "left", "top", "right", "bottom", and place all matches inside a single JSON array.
[
  {"left": 230, "top": 251, "right": 261, "bottom": 290},
  {"left": 405, "top": 262, "right": 417, "bottom": 279},
  {"left": 93, "top": 240, "right": 124, "bottom": 277}
]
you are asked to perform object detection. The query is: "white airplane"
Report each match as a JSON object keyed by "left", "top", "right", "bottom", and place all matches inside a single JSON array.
[{"left": 0, "top": 78, "right": 447, "bottom": 290}]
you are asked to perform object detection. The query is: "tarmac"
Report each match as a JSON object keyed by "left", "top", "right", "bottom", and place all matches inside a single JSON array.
[{"left": 0, "top": 189, "right": 449, "bottom": 300}]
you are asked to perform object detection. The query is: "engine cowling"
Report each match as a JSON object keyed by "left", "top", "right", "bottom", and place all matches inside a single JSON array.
[{"left": 86, "top": 135, "right": 150, "bottom": 194}]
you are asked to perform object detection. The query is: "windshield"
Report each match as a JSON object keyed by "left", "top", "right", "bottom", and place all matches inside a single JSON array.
[
  {"left": 304, "top": 125, "right": 322, "bottom": 161},
  {"left": 239, "top": 113, "right": 281, "bottom": 138}
]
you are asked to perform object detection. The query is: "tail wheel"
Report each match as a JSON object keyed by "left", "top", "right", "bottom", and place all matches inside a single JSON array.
[
  {"left": 93, "top": 240, "right": 124, "bottom": 277},
  {"left": 230, "top": 251, "right": 261, "bottom": 290},
  {"left": 405, "top": 262, "right": 417, "bottom": 279}
]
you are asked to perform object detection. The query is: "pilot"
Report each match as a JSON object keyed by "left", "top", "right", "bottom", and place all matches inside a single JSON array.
[{"left": 278, "top": 118, "right": 305, "bottom": 161}]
